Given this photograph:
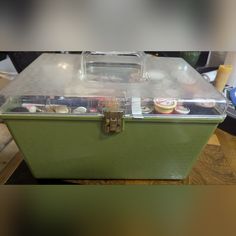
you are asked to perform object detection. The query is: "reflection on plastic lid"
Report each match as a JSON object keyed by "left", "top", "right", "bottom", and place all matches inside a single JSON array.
[{"left": 58, "top": 63, "right": 69, "bottom": 70}]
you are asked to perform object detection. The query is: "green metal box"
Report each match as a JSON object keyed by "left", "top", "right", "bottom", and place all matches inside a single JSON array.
[{"left": 0, "top": 53, "right": 227, "bottom": 179}]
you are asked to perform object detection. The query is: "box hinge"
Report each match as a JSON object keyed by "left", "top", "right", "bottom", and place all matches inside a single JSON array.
[{"left": 103, "top": 111, "right": 124, "bottom": 134}]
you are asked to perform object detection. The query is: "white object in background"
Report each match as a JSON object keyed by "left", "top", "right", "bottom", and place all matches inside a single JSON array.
[
  {"left": 0, "top": 56, "right": 17, "bottom": 73},
  {"left": 0, "top": 56, "right": 18, "bottom": 80},
  {"left": 202, "top": 70, "right": 217, "bottom": 82},
  {"left": 224, "top": 52, "right": 236, "bottom": 87}
]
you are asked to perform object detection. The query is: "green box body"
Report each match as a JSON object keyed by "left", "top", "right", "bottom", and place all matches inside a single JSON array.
[{"left": 2, "top": 114, "right": 221, "bottom": 179}]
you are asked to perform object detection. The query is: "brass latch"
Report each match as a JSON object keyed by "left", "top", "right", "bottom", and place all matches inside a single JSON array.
[{"left": 103, "top": 111, "right": 124, "bottom": 134}]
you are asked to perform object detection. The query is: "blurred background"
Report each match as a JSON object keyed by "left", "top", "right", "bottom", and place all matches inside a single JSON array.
[
  {"left": 0, "top": 51, "right": 226, "bottom": 73},
  {"left": 0, "top": 0, "right": 236, "bottom": 51}
]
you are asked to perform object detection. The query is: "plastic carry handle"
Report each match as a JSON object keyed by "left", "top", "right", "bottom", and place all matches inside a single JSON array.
[{"left": 80, "top": 51, "right": 146, "bottom": 80}]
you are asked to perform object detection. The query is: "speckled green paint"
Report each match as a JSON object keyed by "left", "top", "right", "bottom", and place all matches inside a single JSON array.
[{"left": 2, "top": 114, "right": 221, "bottom": 179}]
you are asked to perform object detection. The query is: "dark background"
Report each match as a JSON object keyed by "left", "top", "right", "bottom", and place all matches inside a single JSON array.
[{"left": 0, "top": 51, "right": 210, "bottom": 73}]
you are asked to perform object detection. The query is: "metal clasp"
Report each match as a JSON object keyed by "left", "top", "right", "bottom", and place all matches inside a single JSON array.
[{"left": 103, "top": 111, "right": 124, "bottom": 134}]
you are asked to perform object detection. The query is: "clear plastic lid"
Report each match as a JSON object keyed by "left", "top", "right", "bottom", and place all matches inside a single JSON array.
[{"left": 0, "top": 52, "right": 227, "bottom": 118}]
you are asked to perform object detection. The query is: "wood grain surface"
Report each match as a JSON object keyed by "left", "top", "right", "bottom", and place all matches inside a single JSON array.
[
  {"left": 0, "top": 124, "right": 12, "bottom": 152},
  {"left": 216, "top": 128, "right": 236, "bottom": 172},
  {"left": 189, "top": 145, "right": 236, "bottom": 184},
  {"left": 0, "top": 153, "right": 23, "bottom": 184},
  {"left": 0, "top": 141, "right": 19, "bottom": 173}
]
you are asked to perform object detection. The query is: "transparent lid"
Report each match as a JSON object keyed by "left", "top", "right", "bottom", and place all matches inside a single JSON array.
[{"left": 0, "top": 52, "right": 227, "bottom": 118}]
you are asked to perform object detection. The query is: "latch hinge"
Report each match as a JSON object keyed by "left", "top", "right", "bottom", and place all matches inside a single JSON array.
[{"left": 103, "top": 111, "right": 124, "bottom": 134}]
